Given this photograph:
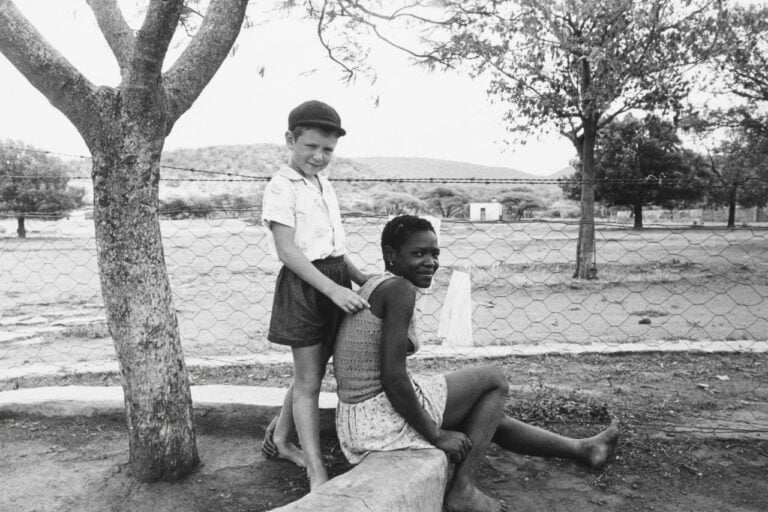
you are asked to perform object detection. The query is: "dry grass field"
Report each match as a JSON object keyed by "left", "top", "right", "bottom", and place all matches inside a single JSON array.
[
  {"left": 1, "top": 215, "right": 767, "bottom": 378},
  {"left": 2, "top": 215, "right": 767, "bottom": 512}
]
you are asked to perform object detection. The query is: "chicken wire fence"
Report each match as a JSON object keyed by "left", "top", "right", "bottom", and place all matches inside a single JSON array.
[{"left": 2, "top": 172, "right": 768, "bottom": 438}]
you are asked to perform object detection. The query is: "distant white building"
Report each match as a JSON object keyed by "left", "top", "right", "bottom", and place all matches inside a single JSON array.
[{"left": 469, "top": 202, "right": 503, "bottom": 221}]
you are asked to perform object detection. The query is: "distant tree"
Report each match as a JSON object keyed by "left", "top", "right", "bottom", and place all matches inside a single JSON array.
[
  {"left": 299, "top": 0, "right": 723, "bottom": 278},
  {"left": 561, "top": 116, "right": 707, "bottom": 229},
  {"left": 0, "top": 143, "right": 84, "bottom": 238},
  {"left": 159, "top": 197, "right": 193, "bottom": 220},
  {"left": 421, "top": 187, "right": 468, "bottom": 218},
  {"left": 704, "top": 132, "right": 768, "bottom": 228},
  {"left": 498, "top": 190, "right": 546, "bottom": 221},
  {"left": 188, "top": 197, "right": 214, "bottom": 219},
  {"left": 682, "top": 3, "right": 768, "bottom": 228},
  {"left": 371, "top": 191, "right": 426, "bottom": 215}
]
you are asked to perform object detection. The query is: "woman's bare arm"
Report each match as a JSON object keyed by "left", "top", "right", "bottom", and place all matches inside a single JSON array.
[{"left": 378, "top": 278, "right": 470, "bottom": 460}]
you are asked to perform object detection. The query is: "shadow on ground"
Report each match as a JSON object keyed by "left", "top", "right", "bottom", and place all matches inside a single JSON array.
[{"left": 2, "top": 409, "right": 767, "bottom": 512}]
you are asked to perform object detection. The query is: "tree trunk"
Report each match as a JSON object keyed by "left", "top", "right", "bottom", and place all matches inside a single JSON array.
[
  {"left": 90, "top": 125, "right": 198, "bottom": 482},
  {"left": 574, "top": 127, "right": 598, "bottom": 279},
  {"left": 16, "top": 216, "right": 26, "bottom": 238},
  {"left": 633, "top": 201, "right": 644, "bottom": 230}
]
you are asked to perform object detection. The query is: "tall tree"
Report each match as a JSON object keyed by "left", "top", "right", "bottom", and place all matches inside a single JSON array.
[
  {"left": 0, "top": 0, "right": 249, "bottom": 481},
  {"left": 703, "top": 3, "right": 768, "bottom": 136},
  {"left": 0, "top": 143, "right": 85, "bottom": 238},
  {"left": 704, "top": 132, "right": 768, "bottom": 228},
  {"left": 682, "top": 3, "right": 768, "bottom": 228},
  {"left": 293, "top": 0, "right": 722, "bottom": 278},
  {"left": 561, "top": 115, "right": 707, "bottom": 229}
]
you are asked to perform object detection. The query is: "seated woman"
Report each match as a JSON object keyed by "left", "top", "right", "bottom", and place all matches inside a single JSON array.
[{"left": 333, "top": 215, "right": 619, "bottom": 512}]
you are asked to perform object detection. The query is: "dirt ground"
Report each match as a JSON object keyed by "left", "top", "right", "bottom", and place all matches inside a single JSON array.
[{"left": 2, "top": 352, "right": 767, "bottom": 512}]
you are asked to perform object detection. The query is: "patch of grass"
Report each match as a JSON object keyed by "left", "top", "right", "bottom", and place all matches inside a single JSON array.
[{"left": 507, "top": 387, "right": 612, "bottom": 425}]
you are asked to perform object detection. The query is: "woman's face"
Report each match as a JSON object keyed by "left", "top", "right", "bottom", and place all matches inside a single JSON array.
[{"left": 388, "top": 229, "right": 440, "bottom": 288}]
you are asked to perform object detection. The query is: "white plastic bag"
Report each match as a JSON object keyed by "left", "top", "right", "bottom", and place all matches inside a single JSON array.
[{"left": 438, "top": 270, "right": 474, "bottom": 347}]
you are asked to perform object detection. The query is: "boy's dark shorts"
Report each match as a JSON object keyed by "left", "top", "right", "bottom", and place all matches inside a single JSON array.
[{"left": 268, "top": 256, "right": 351, "bottom": 349}]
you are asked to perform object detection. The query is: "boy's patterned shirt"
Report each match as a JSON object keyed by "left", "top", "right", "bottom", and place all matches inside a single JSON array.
[{"left": 261, "top": 165, "right": 347, "bottom": 261}]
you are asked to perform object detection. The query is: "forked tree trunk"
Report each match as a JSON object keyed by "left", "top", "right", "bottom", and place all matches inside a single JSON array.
[{"left": 0, "top": 0, "right": 255, "bottom": 481}]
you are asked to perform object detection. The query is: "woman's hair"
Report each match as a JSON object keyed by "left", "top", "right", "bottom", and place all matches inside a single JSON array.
[{"left": 381, "top": 215, "right": 435, "bottom": 254}]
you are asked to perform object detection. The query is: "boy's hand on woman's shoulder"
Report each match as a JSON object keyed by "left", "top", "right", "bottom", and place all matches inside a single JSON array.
[{"left": 329, "top": 285, "right": 369, "bottom": 313}]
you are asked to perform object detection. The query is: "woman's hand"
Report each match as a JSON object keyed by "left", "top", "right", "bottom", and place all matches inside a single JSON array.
[{"left": 435, "top": 429, "right": 472, "bottom": 463}]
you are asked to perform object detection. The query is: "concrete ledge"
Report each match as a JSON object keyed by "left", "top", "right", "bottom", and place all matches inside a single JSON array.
[
  {"left": 0, "top": 385, "right": 336, "bottom": 417},
  {"left": 271, "top": 449, "right": 448, "bottom": 512},
  {"left": 0, "top": 385, "right": 338, "bottom": 438}
]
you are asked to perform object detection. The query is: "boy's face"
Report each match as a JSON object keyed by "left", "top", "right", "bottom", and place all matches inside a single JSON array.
[{"left": 285, "top": 128, "right": 339, "bottom": 179}]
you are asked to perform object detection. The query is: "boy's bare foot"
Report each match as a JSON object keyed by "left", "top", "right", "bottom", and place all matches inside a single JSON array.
[
  {"left": 306, "top": 464, "right": 329, "bottom": 491},
  {"left": 261, "top": 415, "right": 308, "bottom": 468},
  {"left": 444, "top": 483, "right": 506, "bottom": 512},
  {"left": 582, "top": 417, "right": 620, "bottom": 469},
  {"left": 273, "top": 440, "right": 308, "bottom": 468}
]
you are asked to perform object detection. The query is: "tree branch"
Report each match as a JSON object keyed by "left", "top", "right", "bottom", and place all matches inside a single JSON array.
[
  {"left": 163, "top": 0, "right": 249, "bottom": 128},
  {"left": 86, "top": 0, "right": 135, "bottom": 73},
  {"left": 315, "top": 0, "right": 356, "bottom": 83},
  {"left": 0, "top": 0, "right": 99, "bottom": 136},
  {"left": 338, "top": 0, "right": 453, "bottom": 26},
  {"left": 130, "top": 0, "right": 183, "bottom": 86}
]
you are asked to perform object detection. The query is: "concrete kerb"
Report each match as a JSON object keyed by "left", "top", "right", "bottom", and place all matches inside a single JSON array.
[{"left": 4, "top": 339, "right": 767, "bottom": 382}]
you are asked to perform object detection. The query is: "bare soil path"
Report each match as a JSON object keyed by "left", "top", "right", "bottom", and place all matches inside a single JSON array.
[{"left": 2, "top": 351, "right": 767, "bottom": 511}]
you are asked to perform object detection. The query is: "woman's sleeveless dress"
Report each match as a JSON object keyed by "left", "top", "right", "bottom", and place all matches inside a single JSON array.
[{"left": 333, "top": 272, "right": 447, "bottom": 464}]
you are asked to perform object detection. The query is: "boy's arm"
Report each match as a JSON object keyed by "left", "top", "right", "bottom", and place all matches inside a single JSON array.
[
  {"left": 271, "top": 222, "right": 369, "bottom": 313},
  {"left": 343, "top": 254, "right": 373, "bottom": 287}
]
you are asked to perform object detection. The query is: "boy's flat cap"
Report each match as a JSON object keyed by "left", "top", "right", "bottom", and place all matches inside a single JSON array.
[{"left": 288, "top": 100, "right": 346, "bottom": 136}]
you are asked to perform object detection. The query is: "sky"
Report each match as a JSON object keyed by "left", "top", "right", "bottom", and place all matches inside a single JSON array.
[{"left": 0, "top": 1, "right": 576, "bottom": 176}]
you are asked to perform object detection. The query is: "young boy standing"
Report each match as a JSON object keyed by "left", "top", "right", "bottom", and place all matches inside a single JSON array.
[{"left": 260, "top": 100, "right": 370, "bottom": 489}]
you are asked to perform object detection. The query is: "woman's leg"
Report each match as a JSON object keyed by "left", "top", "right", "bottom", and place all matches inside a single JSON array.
[
  {"left": 292, "top": 343, "right": 331, "bottom": 490},
  {"left": 439, "top": 365, "right": 619, "bottom": 510},
  {"left": 492, "top": 416, "right": 620, "bottom": 468},
  {"left": 442, "top": 365, "right": 509, "bottom": 512}
]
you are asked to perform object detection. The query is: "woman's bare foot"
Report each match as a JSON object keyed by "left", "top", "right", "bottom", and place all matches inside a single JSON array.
[
  {"left": 306, "top": 463, "right": 329, "bottom": 491},
  {"left": 581, "top": 417, "right": 620, "bottom": 469},
  {"left": 444, "top": 482, "right": 506, "bottom": 512}
]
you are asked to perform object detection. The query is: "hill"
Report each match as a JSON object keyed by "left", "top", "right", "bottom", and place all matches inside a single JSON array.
[
  {"left": 549, "top": 165, "right": 576, "bottom": 179},
  {"left": 352, "top": 156, "right": 543, "bottom": 180},
  {"left": 64, "top": 145, "right": 567, "bottom": 207},
  {"left": 69, "top": 145, "right": 564, "bottom": 181},
  {"left": 159, "top": 143, "right": 376, "bottom": 180}
]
